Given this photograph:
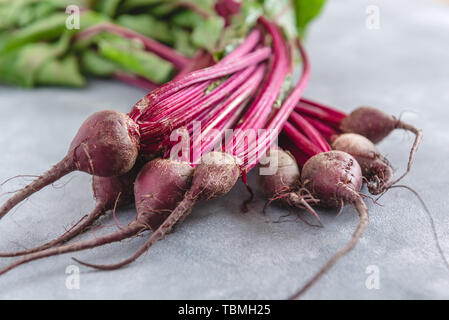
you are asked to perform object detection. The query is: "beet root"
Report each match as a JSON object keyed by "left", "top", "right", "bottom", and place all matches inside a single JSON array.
[
  {"left": 73, "top": 152, "right": 241, "bottom": 271},
  {"left": 0, "top": 110, "right": 140, "bottom": 221},
  {"left": 258, "top": 149, "right": 321, "bottom": 224},
  {"left": 0, "top": 165, "right": 140, "bottom": 258},
  {"left": 332, "top": 133, "right": 394, "bottom": 194},
  {"left": 0, "top": 157, "right": 193, "bottom": 275},
  {"left": 340, "top": 106, "right": 422, "bottom": 187},
  {"left": 134, "top": 158, "right": 194, "bottom": 231},
  {"left": 289, "top": 150, "right": 369, "bottom": 299}
]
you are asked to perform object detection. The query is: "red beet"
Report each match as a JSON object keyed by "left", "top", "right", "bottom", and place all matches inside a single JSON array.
[
  {"left": 340, "top": 106, "right": 422, "bottom": 187},
  {"left": 134, "top": 158, "right": 194, "bottom": 231},
  {"left": 287, "top": 150, "right": 369, "bottom": 299},
  {"left": 71, "top": 151, "right": 240, "bottom": 271},
  {"left": 0, "top": 110, "right": 140, "bottom": 221},
  {"left": 258, "top": 149, "right": 321, "bottom": 224},
  {"left": 332, "top": 133, "right": 394, "bottom": 194},
  {"left": 0, "top": 164, "right": 140, "bottom": 258},
  {"left": 0, "top": 157, "right": 194, "bottom": 275}
]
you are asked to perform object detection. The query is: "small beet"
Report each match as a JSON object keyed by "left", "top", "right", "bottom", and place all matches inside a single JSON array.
[
  {"left": 340, "top": 106, "right": 396, "bottom": 144},
  {"left": 258, "top": 149, "right": 321, "bottom": 224},
  {"left": 332, "top": 133, "right": 394, "bottom": 194},
  {"left": 0, "top": 156, "right": 196, "bottom": 274},
  {"left": 289, "top": 151, "right": 369, "bottom": 299},
  {"left": 0, "top": 164, "right": 141, "bottom": 258},
  {"left": 0, "top": 110, "right": 140, "bottom": 221},
  {"left": 340, "top": 106, "right": 422, "bottom": 187},
  {"left": 134, "top": 158, "right": 194, "bottom": 230}
]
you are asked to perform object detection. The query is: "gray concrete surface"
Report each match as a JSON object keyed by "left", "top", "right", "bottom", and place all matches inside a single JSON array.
[{"left": 0, "top": 0, "right": 448, "bottom": 299}]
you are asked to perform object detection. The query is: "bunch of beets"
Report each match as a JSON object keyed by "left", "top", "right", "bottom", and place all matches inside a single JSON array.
[{"left": 0, "top": 11, "right": 425, "bottom": 299}]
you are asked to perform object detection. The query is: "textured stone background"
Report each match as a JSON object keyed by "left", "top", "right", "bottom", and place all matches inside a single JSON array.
[{"left": 0, "top": 0, "right": 448, "bottom": 299}]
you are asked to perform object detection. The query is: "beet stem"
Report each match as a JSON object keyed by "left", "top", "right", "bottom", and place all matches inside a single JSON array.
[
  {"left": 0, "top": 155, "right": 75, "bottom": 221},
  {"left": 75, "top": 23, "right": 191, "bottom": 70},
  {"left": 0, "top": 223, "right": 145, "bottom": 276},
  {"left": 0, "top": 203, "right": 105, "bottom": 258},
  {"left": 289, "top": 194, "right": 369, "bottom": 299},
  {"left": 73, "top": 195, "right": 196, "bottom": 270}
]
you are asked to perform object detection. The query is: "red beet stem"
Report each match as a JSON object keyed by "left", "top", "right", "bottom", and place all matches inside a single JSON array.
[
  {"left": 300, "top": 98, "right": 347, "bottom": 120},
  {"left": 129, "top": 29, "right": 263, "bottom": 121},
  {"left": 129, "top": 47, "right": 271, "bottom": 121},
  {"left": 138, "top": 64, "right": 260, "bottom": 145},
  {"left": 283, "top": 122, "right": 322, "bottom": 158},
  {"left": 113, "top": 72, "right": 158, "bottom": 92},
  {"left": 279, "top": 136, "right": 310, "bottom": 166},
  {"left": 300, "top": 115, "right": 340, "bottom": 141},
  {"left": 295, "top": 102, "right": 342, "bottom": 128},
  {"left": 233, "top": 18, "right": 289, "bottom": 137},
  {"left": 288, "top": 112, "right": 331, "bottom": 152},
  {"left": 75, "top": 23, "right": 191, "bottom": 70},
  {"left": 242, "top": 38, "right": 311, "bottom": 170},
  {"left": 191, "top": 65, "right": 266, "bottom": 162}
]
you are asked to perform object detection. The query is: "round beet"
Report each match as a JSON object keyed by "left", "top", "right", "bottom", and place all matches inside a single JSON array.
[
  {"left": 0, "top": 157, "right": 193, "bottom": 274},
  {"left": 289, "top": 150, "right": 369, "bottom": 299},
  {"left": 0, "top": 110, "right": 140, "bottom": 221},
  {"left": 0, "top": 164, "right": 140, "bottom": 258},
  {"left": 258, "top": 149, "right": 321, "bottom": 224},
  {"left": 332, "top": 133, "right": 394, "bottom": 194},
  {"left": 134, "top": 158, "right": 194, "bottom": 230},
  {"left": 189, "top": 152, "right": 240, "bottom": 200},
  {"left": 301, "top": 150, "right": 363, "bottom": 207},
  {"left": 340, "top": 106, "right": 396, "bottom": 144},
  {"left": 340, "top": 106, "right": 422, "bottom": 188}
]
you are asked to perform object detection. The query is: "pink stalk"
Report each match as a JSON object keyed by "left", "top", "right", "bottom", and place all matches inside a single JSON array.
[
  {"left": 75, "top": 23, "right": 191, "bottom": 69},
  {"left": 129, "top": 30, "right": 263, "bottom": 120},
  {"left": 174, "top": 50, "right": 215, "bottom": 81},
  {"left": 288, "top": 112, "right": 331, "bottom": 152},
  {"left": 300, "top": 115, "right": 340, "bottom": 141},
  {"left": 191, "top": 65, "right": 267, "bottom": 162},
  {"left": 279, "top": 136, "right": 310, "bottom": 166},
  {"left": 300, "top": 98, "right": 347, "bottom": 119},
  {"left": 283, "top": 122, "right": 322, "bottom": 157},
  {"left": 295, "top": 102, "right": 342, "bottom": 128},
  {"left": 113, "top": 72, "right": 158, "bottom": 92},
  {"left": 241, "top": 38, "right": 311, "bottom": 171},
  {"left": 129, "top": 47, "right": 271, "bottom": 120},
  {"left": 138, "top": 65, "right": 258, "bottom": 142},
  {"left": 232, "top": 18, "right": 289, "bottom": 145}
]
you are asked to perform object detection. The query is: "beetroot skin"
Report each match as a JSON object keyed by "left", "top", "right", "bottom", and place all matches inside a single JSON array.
[
  {"left": 69, "top": 110, "right": 140, "bottom": 177},
  {"left": 340, "top": 106, "right": 422, "bottom": 191},
  {"left": 0, "top": 110, "right": 140, "bottom": 221},
  {"left": 301, "top": 150, "right": 363, "bottom": 207},
  {"left": 134, "top": 158, "right": 194, "bottom": 230},
  {"left": 259, "top": 149, "right": 320, "bottom": 223},
  {"left": 0, "top": 164, "right": 141, "bottom": 258},
  {"left": 332, "top": 133, "right": 394, "bottom": 194},
  {"left": 340, "top": 106, "right": 397, "bottom": 144},
  {"left": 288, "top": 151, "right": 369, "bottom": 299}
]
